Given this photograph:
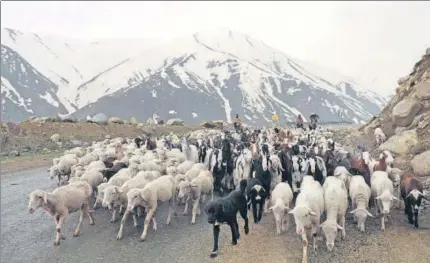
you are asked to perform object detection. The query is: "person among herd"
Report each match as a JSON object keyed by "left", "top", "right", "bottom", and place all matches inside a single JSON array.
[{"left": 296, "top": 114, "right": 304, "bottom": 129}]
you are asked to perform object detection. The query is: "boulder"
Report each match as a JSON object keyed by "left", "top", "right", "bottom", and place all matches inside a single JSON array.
[
  {"left": 130, "top": 117, "right": 138, "bottom": 125},
  {"left": 200, "top": 121, "right": 217, "bottom": 129},
  {"left": 108, "top": 117, "right": 124, "bottom": 124},
  {"left": 411, "top": 150, "right": 430, "bottom": 177},
  {"left": 378, "top": 129, "right": 419, "bottom": 154},
  {"left": 395, "top": 126, "right": 407, "bottom": 134},
  {"left": 92, "top": 113, "right": 108, "bottom": 124},
  {"left": 415, "top": 81, "right": 430, "bottom": 100},
  {"left": 392, "top": 98, "right": 422, "bottom": 127},
  {"left": 50, "top": 133, "right": 61, "bottom": 143},
  {"left": 166, "top": 118, "right": 184, "bottom": 126}
]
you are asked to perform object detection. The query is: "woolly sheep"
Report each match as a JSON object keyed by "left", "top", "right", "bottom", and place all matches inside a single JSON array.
[
  {"left": 166, "top": 149, "right": 186, "bottom": 162},
  {"left": 333, "top": 166, "right": 352, "bottom": 192},
  {"left": 185, "top": 167, "right": 204, "bottom": 182},
  {"left": 321, "top": 177, "right": 348, "bottom": 251},
  {"left": 268, "top": 182, "right": 293, "bottom": 235},
  {"left": 126, "top": 175, "right": 176, "bottom": 241},
  {"left": 178, "top": 170, "right": 214, "bottom": 224},
  {"left": 78, "top": 153, "right": 99, "bottom": 166},
  {"left": 177, "top": 160, "right": 195, "bottom": 174},
  {"left": 288, "top": 175, "right": 324, "bottom": 263},
  {"left": 27, "top": 181, "right": 94, "bottom": 246},
  {"left": 134, "top": 170, "right": 161, "bottom": 182},
  {"left": 80, "top": 169, "right": 104, "bottom": 197},
  {"left": 49, "top": 156, "right": 78, "bottom": 186},
  {"left": 65, "top": 147, "right": 87, "bottom": 158},
  {"left": 348, "top": 175, "right": 374, "bottom": 233},
  {"left": 94, "top": 182, "right": 109, "bottom": 209},
  {"left": 371, "top": 171, "right": 398, "bottom": 231},
  {"left": 166, "top": 166, "right": 178, "bottom": 176}
]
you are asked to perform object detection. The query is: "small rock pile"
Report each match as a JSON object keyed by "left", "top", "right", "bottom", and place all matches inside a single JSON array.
[{"left": 361, "top": 49, "right": 430, "bottom": 179}]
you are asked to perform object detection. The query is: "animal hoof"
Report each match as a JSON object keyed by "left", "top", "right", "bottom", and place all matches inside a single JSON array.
[
  {"left": 110, "top": 220, "right": 115, "bottom": 223},
  {"left": 244, "top": 227, "right": 249, "bottom": 234},
  {"left": 183, "top": 212, "right": 188, "bottom": 216},
  {"left": 73, "top": 233, "right": 79, "bottom": 237},
  {"left": 54, "top": 241, "right": 60, "bottom": 246},
  {"left": 191, "top": 220, "right": 196, "bottom": 225},
  {"left": 232, "top": 241, "right": 237, "bottom": 246},
  {"left": 210, "top": 251, "right": 218, "bottom": 258},
  {"left": 140, "top": 237, "right": 146, "bottom": 242},
  {"left": 90, "top": 222, "right": 95, "bottom": 225}
]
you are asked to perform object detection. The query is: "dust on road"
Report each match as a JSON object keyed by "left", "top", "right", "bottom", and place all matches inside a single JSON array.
[{"left": 1, "top": 168, "right": 429, "bottom": 263}]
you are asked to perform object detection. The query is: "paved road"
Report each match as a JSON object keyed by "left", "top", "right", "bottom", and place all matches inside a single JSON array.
[{"left": 2, "top": 168, "right": 430, "bottom": 263}]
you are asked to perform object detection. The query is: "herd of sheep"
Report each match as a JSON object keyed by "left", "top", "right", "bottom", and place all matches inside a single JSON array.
[{"left": 27, "top": 126, "right": 426, "bottom": 262}]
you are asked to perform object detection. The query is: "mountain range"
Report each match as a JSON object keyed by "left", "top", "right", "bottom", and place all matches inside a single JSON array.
[{"left": 1, "top": 27, "right": 387, "bottom": 125}]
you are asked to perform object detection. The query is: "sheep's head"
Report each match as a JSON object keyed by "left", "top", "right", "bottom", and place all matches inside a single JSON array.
[
  {"left": 268, "top": 202, "right": 289, "bottom": 224},
  {"left": 126, "top": 188, "right": 145, "bottom": 212},
  {"left": 288, "top": 205, "right": 317, "bottom": 235},
  {"left": 102, "top": 186, "right": 123, "bottom": 210},
  {"left": 349, "top": 208, "right": 373, "bottom": 233},
  {"left": 28, "top": 190, "right": 48, "bottom": 213},
  {"left": 375, "top": 190, "right": 398, "bottom": 214},
  {"left": 49, "top": 165, "right": 59, "bottom": 180},
  {"left": 177, "top": 180, "right": 192, "bottom": 199},
  {"left": 321, "top": 219, "right": 344, "bottom": 251}
]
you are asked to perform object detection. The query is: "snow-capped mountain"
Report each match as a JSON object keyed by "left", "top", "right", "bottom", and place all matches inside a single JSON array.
[{"left": 1, "top": 28, "right": 387, "bottom": 124}]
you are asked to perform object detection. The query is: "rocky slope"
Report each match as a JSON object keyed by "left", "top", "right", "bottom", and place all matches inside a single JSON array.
[
  {"left": 361, "top": 48, "right": 430, "bottom": 178},
  {"left": 1, "top": 28, "right": 386, "bottom": 124}
]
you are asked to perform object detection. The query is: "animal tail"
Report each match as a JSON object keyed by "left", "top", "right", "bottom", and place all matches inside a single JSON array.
[{"left": 239, "top": 179, "right": 248, "bottom": 194}]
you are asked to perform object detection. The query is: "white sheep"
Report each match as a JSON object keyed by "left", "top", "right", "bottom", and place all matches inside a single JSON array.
[
  {"left": 184, "top": 167, "right": 204, "bottom": 182},
  {"left": 333, "top": 166, "right": 352, "bottom": 192},
  {"left": 94, "top": 182, "right": 109, "bottom": 209},
  {"left": 49, "top": 156, "right": 78, "bottom": 186},
  {"left": 126, "top": 175, "right": 176, "bottom": 242},
  {"left": 371, "top": 171, "right": 398, "bottom": 231},
  {"left": 27, "top": 181, "right": 94, "bottom": 246},
  {"left": 178, "top": 170, "right": 214, "bottom": 224},
  {"left": 288, "top": 175, "right": 324, "bottom": 263},
  {"left": 321, "top": 176, "right": 348, "bottom": 251},
  {"left": 166, "top": 149, "right": 186, "bottom": 163},
  {"left": 177, "top": 160, "right": 195, "bottom": 174},
  {"left": 134, "top": 170, "right": 161, "bottom": 182},
  {"left": 166, "top": 166, "right": 178, "bottom": 176},
  {"left": 268, "top": 182, "right": 293, "bottom": 235},
  {"left": 65, "top": 147, "right": 87, "bottom": 158},
  {"left": 374, "top": 128, "right": 386, "bottom": 145},
  {"left": 348, "top": 175, "right": 374, "bottom": 233},
  {"left": 79, "top": 169, "right": 104, "bottom": 198}
]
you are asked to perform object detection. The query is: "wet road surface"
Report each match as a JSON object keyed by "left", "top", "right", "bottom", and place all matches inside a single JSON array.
[{"left": 2, "top": 167, "right": 430, "bottom": 263}]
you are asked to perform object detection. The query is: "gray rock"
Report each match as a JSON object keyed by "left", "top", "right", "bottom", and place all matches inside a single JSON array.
[
  {"left": 166, "top": 118, "right": 184, "bottom": 126},
  {"left": 392, "top": 98, "right": 422, "bottom": 127},
  {"left": 378, "top": 129, "right": 419, "bottom": 154},
  {"left": 411, "top": 150, "right": 430, "bottom": 177},
  {"left": 108, "top": 117, "right": 124, "bottom": 124},
  {"left": 10, "top": 150, "right": 20, "bottom": 157},
  {"left": 50, "top": 133, "right": 61, "bottom": 143},
  {"left": 92, "top": 113, "right": 108, "bottom": 125},
  {"left": 415, "top": 81, "right": 430, "bottom": 100},
  {"left": 395, "top": 126, "right": 407, "bottom": 134},
  {"left": 105, "top": 134, "right": 111, "bottom": 139}
]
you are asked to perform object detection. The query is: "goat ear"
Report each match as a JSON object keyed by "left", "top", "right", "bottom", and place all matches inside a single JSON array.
[{"left": 42, "top": 192, "right": 48, "bottom": 204}]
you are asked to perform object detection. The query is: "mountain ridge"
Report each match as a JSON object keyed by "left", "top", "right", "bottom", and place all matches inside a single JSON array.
[{"left": 1, "top": 27, "right": 387, "bottom": 124}]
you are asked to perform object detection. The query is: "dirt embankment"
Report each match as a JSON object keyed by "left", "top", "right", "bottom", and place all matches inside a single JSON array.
[{"left": 1, "top": 122, "right": 199, "bottom": 174}]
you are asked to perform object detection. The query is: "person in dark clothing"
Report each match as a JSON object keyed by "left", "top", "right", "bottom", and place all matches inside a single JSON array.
[
  {"left": 233, "top": 114, "right": 242, "bottom": 133},
  {"left": 296, "top": 114, "right": 304, "bottom": 129}
]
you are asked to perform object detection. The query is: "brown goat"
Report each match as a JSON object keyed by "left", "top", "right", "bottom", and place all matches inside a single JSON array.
[
  {"left": 373, "top": 152, "right": 388, "bottom": 172},
  {"left": 400, "top": 173, "right": 424, "bottom": 228}
]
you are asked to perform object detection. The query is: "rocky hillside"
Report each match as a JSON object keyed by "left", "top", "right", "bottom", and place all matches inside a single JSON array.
[
  {"left": 361, "top": 49, "right": 430, "bottom": 177},
  {"left": 1, "top": 28, "right": 386, "bottom": 124}
]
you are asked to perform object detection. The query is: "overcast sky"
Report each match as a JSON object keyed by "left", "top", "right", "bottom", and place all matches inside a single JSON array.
[{"left": 2, "top": 1, "right": 429, "bottom": 96}]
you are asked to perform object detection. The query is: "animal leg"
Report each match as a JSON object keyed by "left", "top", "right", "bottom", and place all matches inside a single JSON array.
[
  {"left": 230, "top": 223, "right": 238, "bottom": 245},
  {"left": 116, "top": 210, "right": 130, "bottom": 240},
  {"left": 252, "top": 201, "right": 258, "bottom": 223},
  {"left": 238, "top": 204, "right": 249, "bottom": 234},
  {"left": 311, "top": 225, "right": 318, "bottom": 252},
  {"left": 140, "top": 208, "right": 156, "bottom": 242},
  {"left": 73, "top": 207, "right": 85, "bottom": 237},
  {"left": 380, "top": 215, "right": 385, "bottom": 231},
  {"left": 301, "top": 233, "right": 308, "bottom": 263},
  {"left": 183, "top": 196, "right": 190, "bottom": 215},
  {"left": 191, "top": 197, "right": 200, "bottom": 224},
  {"left": 54, "top": 215, "right": 66, "bottom": 246},
  {"left": 210, "top": 225, "right": 221, "bottom": 258},
  {"left": 166, "top": 201, "right": 174, "bottom": 225},
  {"left": 86, "top": 205, "right": 95, "bottom": 225},
  {"left": 110, "top": 207, "right": 117, "bottom": 223}
]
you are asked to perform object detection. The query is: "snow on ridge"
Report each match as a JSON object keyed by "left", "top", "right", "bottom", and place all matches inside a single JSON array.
[{"left": 1, "top": 76, "right": 33, "bottom": 113}]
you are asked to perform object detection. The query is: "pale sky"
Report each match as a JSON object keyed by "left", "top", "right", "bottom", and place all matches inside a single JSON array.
[{"left": 2, "top": 1, "right": 429, "bottom": 96}]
